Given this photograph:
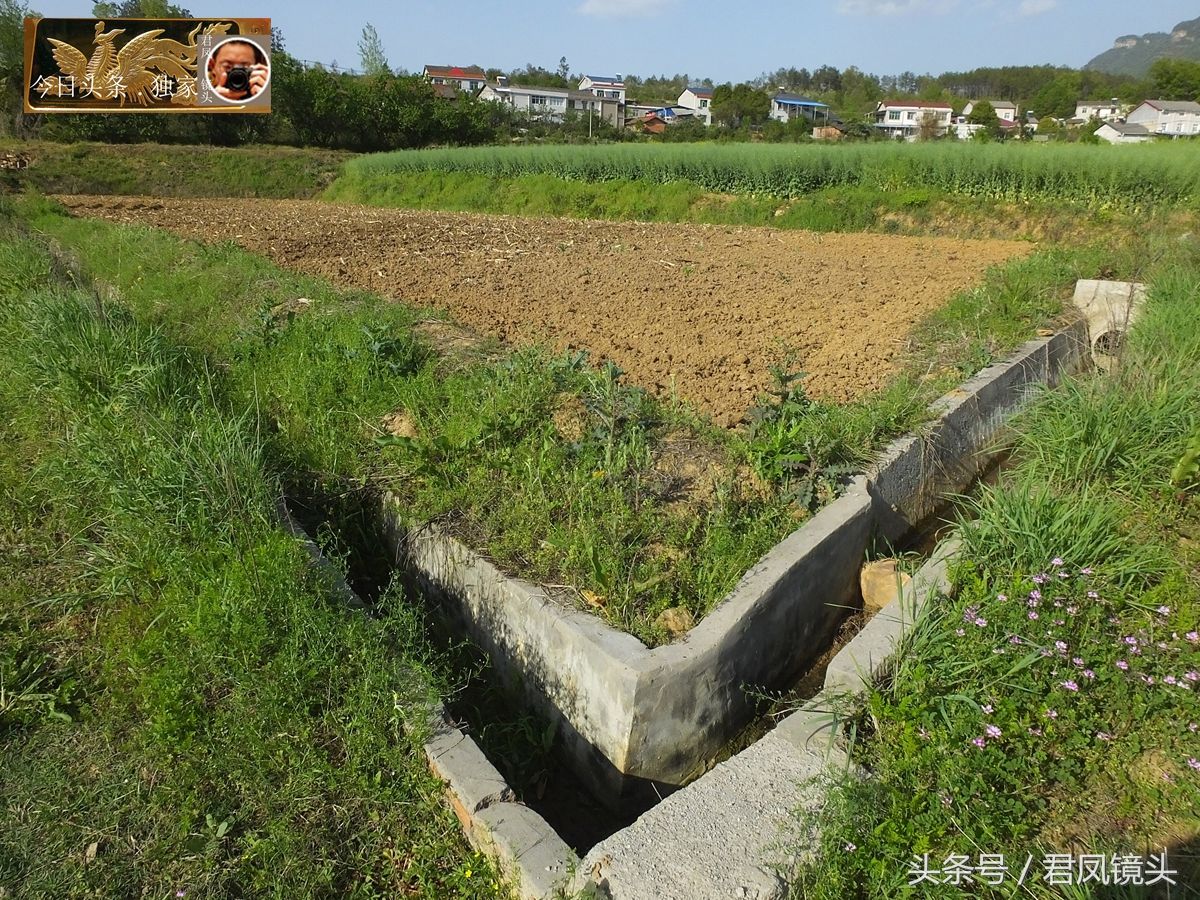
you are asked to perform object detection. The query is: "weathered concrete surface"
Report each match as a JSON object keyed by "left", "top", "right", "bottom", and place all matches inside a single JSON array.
[
  {"left": 869, "top": 323, "right": 1087, "bottom": 545},
  {"left": 824, "top": 538, "right": 961, "bottom": 697},
  {"left": 1071, "top": 279, "right": 1146, "bottom": 373},
  {"left": 382, "top": 324, "right": 1088, "bottom": 799},
  {"left": 627, "top": 479, "right": 872, "bottom": 786},
  {"left": 425, "top": 721, "right": 515, "bottom": 821},
  {"left": 572, "top": 727, "right": 845, "bottom": 900},
  {"left": 472, "top": 802, "right": 576, "bottom": 900}
]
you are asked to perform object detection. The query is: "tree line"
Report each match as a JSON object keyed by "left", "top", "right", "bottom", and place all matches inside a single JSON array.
[{"left": 2, "top": 0, "right": 1199, "bottom": 150}]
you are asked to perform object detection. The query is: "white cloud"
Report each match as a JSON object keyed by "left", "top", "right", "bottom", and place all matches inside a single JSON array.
[
  {"left": 836, "top": 0, "right": 958, "bottom": 15},
  {"left": 1017, "top": 0, "right": 1057, "bottom": 15},
  {"left": 578, "top": 0, "right": 674, "bottom": 17}
]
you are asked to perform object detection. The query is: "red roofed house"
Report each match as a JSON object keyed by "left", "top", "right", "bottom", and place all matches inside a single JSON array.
[
  {"left": 423, "top": 65, "right": 487, "bottom": 94},
  {"left": 874, "top": 100, "right": 953, "bottom": 140}
]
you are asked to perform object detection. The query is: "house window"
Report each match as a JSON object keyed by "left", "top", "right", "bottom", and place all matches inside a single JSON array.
[
  {"left": 888, "top": 110, "right": 901, "bottom": 121},
  {"left": 531, "top": 95, "right": 547, "bottom": 106},
  {"left": 700, "top": 99, "right": 708, "bottom": 108},
  {"left": 906, "top": 111, "right": 915, "bottom": 120}
]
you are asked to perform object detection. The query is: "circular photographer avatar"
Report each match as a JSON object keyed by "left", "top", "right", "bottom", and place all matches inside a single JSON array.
[{"left": 207, "top": 38, "right": 269, "bottom": 102}]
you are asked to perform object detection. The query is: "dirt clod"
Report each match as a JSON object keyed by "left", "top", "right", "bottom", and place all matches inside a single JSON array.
[{"left": 654, "top": 606, "right": 695, "bottom": 637}]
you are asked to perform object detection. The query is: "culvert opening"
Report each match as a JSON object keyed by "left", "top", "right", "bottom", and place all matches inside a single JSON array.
[{"left": 283, "top": 481, "right": 654, "bottom": 854}]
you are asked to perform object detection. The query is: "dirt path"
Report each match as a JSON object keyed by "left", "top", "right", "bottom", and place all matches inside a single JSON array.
[{"left": 57, "top": 196, "right": 1032, "bottom": 426}]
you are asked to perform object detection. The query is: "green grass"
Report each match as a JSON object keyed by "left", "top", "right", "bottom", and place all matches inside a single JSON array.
[
  {"left": 1, "top": 140, "right": 353, "bottom": 198},
  {"left": 793, "top": 239, "right": 1200, "bottom": 898},
  {"left": 340, "top": 142, "right": 1200, "bottom": 209},
  {"left": 0, "top": 223, "right": 508, "bottom": 897},
  {"left": 15, "top": 192, "right": 1138, "bottom": 642}
]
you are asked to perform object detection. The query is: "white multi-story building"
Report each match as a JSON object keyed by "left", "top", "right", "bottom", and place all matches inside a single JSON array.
[
  {"left": 874, "top": 100, "right": 952, "bottom": 139},
  {"left": 1073, "top": 99, "right": 1125, "bottom": 123},
  {"left": 1126, "top": 99, "right": 1200, "bottom": 137},
  {"left": 478, "top": 82, "right": 622, "bottom": 127},
  {"left": 578, "top": 74, "right": 626, "bottom": 104},
  {"left": 677, "top": 86, "right": 713, "bottom": 125}
]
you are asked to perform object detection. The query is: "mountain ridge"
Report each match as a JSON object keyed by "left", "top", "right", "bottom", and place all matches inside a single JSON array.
[{"left": 1085, "top": 15, "right": 1200, "bottom": 77}]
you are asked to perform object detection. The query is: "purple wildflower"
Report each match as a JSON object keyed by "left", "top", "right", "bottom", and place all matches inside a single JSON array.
[
  {"left": 1030, "top": 589, "right": 1042, "bottom": 601},
  {"left": 1010, "top": 635, "right": 1022, "bottom": 645},
  {"left": 1083, "top": 669, "right": 1095, "bottom": 680},
  {"left": 1157, "top": 605, "right": 1171, "bottom": 616},
  {"left": 1028, "top": 726, "right": 1043, "bottom": 736},
  {"left": 1055, "top": 640, "right": 1068, "bottom": 653},
  {"left": 1072, "top": 656, "right": 1084, "bottom": 666},
  {"left": 1033, "top": 574, "right": 1048, "bottom": 585},
  {"left": 1051, "top": 557, "right": 1064, "bottom": 567},
  {"left": 1164, "top": 675, "right": 1178, "bottom": 685},
  {"left": 974, "top": 616, "right": 987, "bottom": 627},
  {"left": 997, "top": 593, "right": 1008, "bottom": 602},
  {"left": 1062, "top": 680, "right": 1079, "bottom": 692},
  {"left": 1187, "top": 631, "right": 1199, "bottom": 643},
  {"left": 1058, "top": 571, "right": 1070, "bottom": 579},
  {"left": 1116, "top": 660, "right": 1129, "bottom": 671},
  {"left": 970, "top": 737, "right": 986, "bottom": 749},
  {"left": 1186, "top": 672, "right": 1199, "bottom": 683},
  {"left": 1097, "top": 731, "right": 1112, "bottom": 741},
  {"left": 1188, "top": 758, "right": 1200, "bottom": 771},
  {"left": 1087, "top": 591, "right": 1099, "bottom": 599},
  {"left": 982, "top": 704, "right": 994, "bottom": 713},
  {"left": 1045, "top": 709, "right": 1058, "bottom": 719},
  {"left": 985, "top": 724, "right": 1002, "bottom": 738},
  {"left": 1029, "top": 611, "right": 1039, "bottom": 620},
  {"left": 955, "top": 628, "right": 966, "bottom": 636},
  {"left": 1080, "top": 567, "right": 1093, "bottom": 575}
]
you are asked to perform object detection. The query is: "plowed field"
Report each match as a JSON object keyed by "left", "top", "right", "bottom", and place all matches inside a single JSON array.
[{"left": 58, "top": 196, "right": 1032, "bottom": 425}]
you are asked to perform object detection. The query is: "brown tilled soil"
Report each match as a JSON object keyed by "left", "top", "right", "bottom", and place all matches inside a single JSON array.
[{"left": 57, "top": 196, "right": 1032, "bottom": 426}]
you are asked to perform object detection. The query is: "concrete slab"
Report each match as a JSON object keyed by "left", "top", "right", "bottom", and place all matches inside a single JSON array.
[
  {"left": 424, "top": 722, "right": 515, "bottom": 816},
  {"left": 472, "top": 802, "right": 576, "bottom": 899},
  {"left": 572, "top": 733, "right": 838, "bottom": 900}
]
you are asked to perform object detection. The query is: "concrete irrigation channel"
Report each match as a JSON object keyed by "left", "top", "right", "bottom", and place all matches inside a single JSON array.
[
  {"left": 51, "top": 197, "right": 1140, "bottom": 895},
  {"left": 378, "top": 319, "right": 1104, "bottom": 898},
  {"left": 280, "top": 281, "right": 1142, "bottom": 897}
]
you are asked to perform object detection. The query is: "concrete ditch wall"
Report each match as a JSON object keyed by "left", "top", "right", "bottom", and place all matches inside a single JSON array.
[{"left": 384, "top": 323, "right": 1090, "bottom": 800}]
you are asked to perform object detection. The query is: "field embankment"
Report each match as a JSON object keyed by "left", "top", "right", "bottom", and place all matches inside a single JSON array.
[
  {"left": 0, "top": 216, "right": 507, "bottom": 897},
  {"left": 1, "top": 140, "right": 352, "bottom": 198}
]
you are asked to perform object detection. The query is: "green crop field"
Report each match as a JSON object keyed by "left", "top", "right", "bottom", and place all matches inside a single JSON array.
[{"left": 344, "top": 142, "right": 1200, "bottom": 209}]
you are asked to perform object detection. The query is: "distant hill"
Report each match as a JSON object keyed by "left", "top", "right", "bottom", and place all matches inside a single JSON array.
[{"left": 1085, "top": 16, "right": 1200, "bottom": 77}]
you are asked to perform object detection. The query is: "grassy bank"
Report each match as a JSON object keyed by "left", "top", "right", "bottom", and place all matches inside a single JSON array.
[
  {"left": 0, "top": 220, "right": 506, "bottom": 897},
  {"left": 17, "top": 194, "right": 1132, "bottom": 642},
  {"left": 795, "top": 238, "right": 1200, "bottom": 896},
  {"left": 1, "top": 140, "right": 353, "bottom": 198}
]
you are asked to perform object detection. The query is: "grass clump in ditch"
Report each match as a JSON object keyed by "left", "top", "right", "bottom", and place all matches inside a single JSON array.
[
  {"left": 793, "top": 240, "right": 1200, "bottom": 898},
  {"left": 0, "top": 223, "right": 507, "bottom": 897}
]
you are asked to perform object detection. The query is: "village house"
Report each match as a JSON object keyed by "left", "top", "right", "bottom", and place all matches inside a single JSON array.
[
  {"left": 1095, "top": 121, "right": 1153, "bottom": 144},
  {"left": 422, "top": 65, "right": 487, "bottom": 93},
  {"left": 874, "top": 100, "right": 952, "bottom": 139},
  {"left": 1073, "top": 98, "right": 1124, "bottom": 123},
  {"left": 578, "top": 74, "right": 626, "bottom": 104},
  {"left": 961, "top": 99, "right": 1018, "bottom": 124},
  {"left": 1126, "top": 99, "right": 1200, "bottom": 137},
  {"left": 478, "top": 82, "right": 623, "bottom": 127},
  {"left": 676, "top": 85, "right": 713, "bottom": 125},
  {"left": 769, "top": 93, "right": 831, "bottom": 125}
]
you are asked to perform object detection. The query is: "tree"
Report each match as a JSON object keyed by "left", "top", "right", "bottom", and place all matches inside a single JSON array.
[
  {"left": 556, "top": 56, "right": 570, "bottom": 81},
  {"left": 917, "top": 110, "right": 942, "bottom": 141},
  {"left": 357, "top": 23, "right": 389, "bottom": 78},
  {"left": 1150, "top": 58, "right": 1200, "bottom": 102},
  {"left": 966, "top": 99, "right": 1003, "bottom": 139},
  {"left": 711, "top": 82, "right": 770, "bottom": 128},
  {"left": 93, "top": 0, "right": 191, "bottom": 15}
]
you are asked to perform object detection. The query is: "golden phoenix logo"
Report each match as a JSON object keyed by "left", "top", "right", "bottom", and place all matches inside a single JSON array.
[{"left": 34, "top": 20, "right": 233, "bottom": 106}]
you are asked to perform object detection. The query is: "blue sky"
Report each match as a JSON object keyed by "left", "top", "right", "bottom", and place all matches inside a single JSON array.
[{"left": 28, "top": 1, "right": 1200, "bottom": 82}]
